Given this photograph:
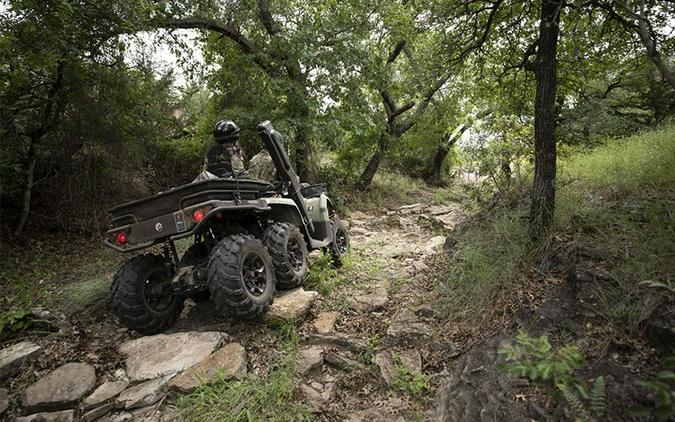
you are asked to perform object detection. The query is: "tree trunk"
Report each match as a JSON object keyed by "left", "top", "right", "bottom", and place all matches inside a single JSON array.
[
  {"left": 13, "top": 137, "right": 37, "bottom": 237},
  {"left": 430, "top": 142, "right": 451, "bottom": 183},
  {"left": 357, "top": 133, "right": 390, "bottom": 191},
  {"left": 529, "top": 0, "right": 561, "bottom": 240},
  {"left": 295, "top": 128, "right": 310, "bottom": 182},
  {"left": 357, "top": 150, "right": 384, "bottom": 191}
]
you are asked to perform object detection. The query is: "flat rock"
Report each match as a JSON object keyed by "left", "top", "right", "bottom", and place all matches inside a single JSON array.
[
  {"left": 295, "top": 347, "right": 324, "bottom": 376},
  {"left": 16, "top": 409, "right": 75, "bottom": 422},
  {"left": 116, "top": 375, "right": 173, "bottom": 410},
  {"left": 169, "top": 342, "right": 247, "bottom": 393},
  {"left": 398, "top": 203, "right": 422, "bottom": 214},
  {"left": 0, "top": 387, "right": 9, "bottom": 414},
  {"left": 84, "top": 381, "right": 129, "bottom": 410},
  {"left": 374, "top": 350, "right": 422, "bottom": 386},
  {"left": 324, "top": 352, "right": 366, "bottom": 371},
  {"left": 0, "top": 340, "right": 42, "bottom": 380},
  {"left": 300, "top": 384, "right": 324, "bottom": 411},
  {"left": 82, "top": 403, "right": 114, "bottom": 422},
  {"left": 22, "top": 362, "right": 96, "bottom": 412},
  {"left": 427, "top": 205, "right": 456, "bottom": 216},
  {"left": 425, "top": 235, "right": 447, "bottom": 254},
  {"left": 387, "top": 310, "right": 433, "bottom": 341},
  {"left": 350, "top": 287, "right": 388, "bottom": 312},
  {"left": 265, "top": 289, "right": 318, "bottom": 323},
  {"left": 119, "top": 331, "right": 225, "bottom": 381},
  {"left": 313, "top": 312, "right": 338, "bottom": 334}
]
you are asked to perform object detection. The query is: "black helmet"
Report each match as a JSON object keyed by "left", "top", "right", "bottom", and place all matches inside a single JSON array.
[{"left": 213, "top": 120, "right": 240, "bottom": 144}]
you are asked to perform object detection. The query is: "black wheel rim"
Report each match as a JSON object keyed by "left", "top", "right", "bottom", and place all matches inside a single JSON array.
[
  {"left": 144, "top": 272, "right": 173, "bottom": 312},
  {"left": 288, "top": 238, "right": 304, "bottom": 272},
  {"left": 242, "top": 252, "right": 268, "bottom": 296},
  {"left": 335, "top": 229, "right": 348, "bottom": 255}
]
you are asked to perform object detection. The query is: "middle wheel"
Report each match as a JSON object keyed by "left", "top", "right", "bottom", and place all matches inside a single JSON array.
[
  {"left": 263, "top": 222, "right": 309, "bottom": 290},
  {"left": 207, "top": 234, "right": 276, "bottom": 318}
]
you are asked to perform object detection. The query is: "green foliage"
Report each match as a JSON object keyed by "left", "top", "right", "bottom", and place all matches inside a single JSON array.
[
  {"left": 499, "top": 331, "right": 585, "bottom": 387},
  {"left": 499, "top": 331, "right": 606, "bottom": 421},
  {"left": 629, "top": 356, "right": 675, "bottom": 421},
  {"left": 556, "top": 126, "right": 675, "bottom": 334},
  {"left": 0, "top": 309, "right": 32, "bottom": 339},
  {"left": 391, "top": 354, "right": 429, "bottom": 397},
  {"left": 177, "top": 321, "right": 311, "bottom": 421},
  {"left": 442, "top": 210, "right": 530, "bottom": 319},
  {"left": 305, "top": 252, "right": 352, "bottom": 295}
]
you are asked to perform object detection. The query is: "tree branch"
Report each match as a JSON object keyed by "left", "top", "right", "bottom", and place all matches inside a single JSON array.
[{"left": 257, "top": 0, "right": 282, "bottom": 35}]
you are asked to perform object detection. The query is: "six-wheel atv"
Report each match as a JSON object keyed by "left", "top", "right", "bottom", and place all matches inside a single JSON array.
[{"left": 104, "top": 121, "right": 350, "bottom": 334}]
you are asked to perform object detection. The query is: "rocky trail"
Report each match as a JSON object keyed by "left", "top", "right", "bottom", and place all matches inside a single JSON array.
[
  {"left": 1, "top": 194, "right": 470, "bottom": 421},
  {"left": 0, "top": 193, "right": 646, "bottom": 421}
]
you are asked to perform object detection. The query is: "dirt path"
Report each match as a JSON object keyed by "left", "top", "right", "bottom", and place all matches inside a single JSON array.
[{"left": 1, "top": 194, "right": 469, "bottom": 421}]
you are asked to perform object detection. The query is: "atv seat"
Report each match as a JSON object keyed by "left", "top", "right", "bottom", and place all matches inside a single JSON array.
[{"left": 256, "top": 121, "right": 314, "bottom": 232}]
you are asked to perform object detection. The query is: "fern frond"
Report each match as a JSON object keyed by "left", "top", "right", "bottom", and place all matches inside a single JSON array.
[
  {"left": 590, "top": 376, "right": 606, "bottom": 417},
  {"left": 561, "top": 385, "right": 593, "bottom": 422}
]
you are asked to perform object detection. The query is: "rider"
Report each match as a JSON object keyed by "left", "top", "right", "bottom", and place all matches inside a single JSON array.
[
  {"left": 204, "top": 119, "right": 246, "bottom": 178},
  {"left": 248, "top": 147, "right": 276, "bottom": 182}
]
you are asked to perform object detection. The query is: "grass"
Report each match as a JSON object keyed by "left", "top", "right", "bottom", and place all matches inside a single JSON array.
[
  {"left": 442, "top": 210, "right": 531, "bottom": 321},
  {"left": 441, "top": 125, "right": 675, "bottom": 337},
  {"left": 177, "top": 322, "right": 311, "bottom": 422},
  {"left": 304, "top": 251, "right": 353, "bottom": 295},
  {"left": 556, "top": 126, "right": 675, "bottom": 334}
]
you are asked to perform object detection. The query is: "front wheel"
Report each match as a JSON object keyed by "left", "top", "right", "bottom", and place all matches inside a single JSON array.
[
  {"left": 207, "top": 235, "right": 276, "bottom": 318},
  {"left": 263, "top": 223, "right": 309, "bottom": 290},
  {"left": 111, "top": 254, "right": 184, "bottom": 334},
  {"left": 327, "top": 219, "right": 350, "bottom": 268}
]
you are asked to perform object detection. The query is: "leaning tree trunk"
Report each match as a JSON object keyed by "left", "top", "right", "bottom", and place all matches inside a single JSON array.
[
  {"left": 13, "top": 137, "right": 38, "bottom": 237},
  {"left": 529, "top": 0, "right": 561, "bottom": 241},
  {"left": 357, "top": 133, "right": 390, "bottom": 191}
]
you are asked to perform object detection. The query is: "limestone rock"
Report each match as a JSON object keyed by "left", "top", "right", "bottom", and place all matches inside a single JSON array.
[
  {"left": 0, "top": 387, "right": 9, "bottom": 414},
  {"left": 300, "top": 384, "right": 324, "bottom": 411},
  {"left": 265, "top": 289, "right": 318, "bottom": 323},
  {"left": 374, "top": 350, "right": 422, "bottom": 386},
  {"left": 295, "top": 347, "right": 324, "bottom": 376},
  {"left": 15, "top": 410, "right": 75, "bottom": 422},
  {"left": 82, "top": 403, "right": 114, "bottom": 422},
  {"left": 22, "top": 362, "right": 96, "bottom": 412},
  {"left": 313, "top": 312, "right": 338, "bottom": 334},
  {"left": 169, "top": 342, "right": 247, "bottom": 393},
  {"left": 324, "top": 352, "right": 366, "bottom": 371},
  {"left": 116, "top": 375, "right": 173, "bottom": 410},
  {"left": 118, "top": 331, "right": 225, "bottom": 381},
  {"left": 398, "top": 204, "right": 422, "bottom": 214},
  {"left": 0, "top": 341, "right": 42, "bottom": 380},
  {"left": 350, "top": 286, "right": 388, "bottom": 312},
  {"left": 425, "top": 235, "right": 446, "bottom": 254},
  {"left": 427, "top": 205, "right": 455, "bottom": 216},
  {"left": 84, "top": 381, "right": 129, "bottom": 410},
  {"left": 387, "top": 309, "right": 433, "bottom": 341}
]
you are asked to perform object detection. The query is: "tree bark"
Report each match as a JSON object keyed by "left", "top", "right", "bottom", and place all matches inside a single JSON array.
[
  {"left": 13, "top": 60, "right": 65, "bottom": 237},
  {"left": 357, "top": 133, "right": 389, "bottom": 190},
  {"left": 13, "top": 138, "right": 37, "bottom": 237},
  {"left": 429, "top": 124, "right": 468, "bottom": 183},
  {"left": 529, "top": 0, "right": 562, "bottom": 240}
]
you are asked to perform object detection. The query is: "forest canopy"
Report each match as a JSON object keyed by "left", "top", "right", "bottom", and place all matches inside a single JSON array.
[{"left": 1, "top": 0, "right": 673, "bottom": 238}]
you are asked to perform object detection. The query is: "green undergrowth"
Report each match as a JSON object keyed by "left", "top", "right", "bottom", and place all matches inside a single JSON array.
[
  {"left": 177, "top": 322, "right": 310, "bottom": 422},
  {"left": 556, "top": 126, "right": 675, "bottom": 334},
  {"left": 305, "top": 252, "right": 354, "bottom": 295},
  {"left": 441, "top": 125, "right": 675, "bottom": 336}
]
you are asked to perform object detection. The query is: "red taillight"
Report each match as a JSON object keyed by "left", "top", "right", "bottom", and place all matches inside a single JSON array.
[
  {"left": 192, "top": 209, "right": 205, "bottom": 223},
  {"left": 115, "top": 232, "right": 127, "bottom": 245}
]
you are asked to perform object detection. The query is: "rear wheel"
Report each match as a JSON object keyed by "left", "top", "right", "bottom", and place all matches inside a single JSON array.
[
  {"left": 263, "top": 223, "right": 309, "bottom": 290},
  {"left": 111, "top": 254, "right": 184, "bottom": 334},
  {"left": 180, "top": 243, "right": 210, "bottom": 303},
  {"left": 207, "top": 235, "right": 276, "bottom": 318},
  {"left": 328, "top": 219, "right": 350, "bottom": 268}
]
